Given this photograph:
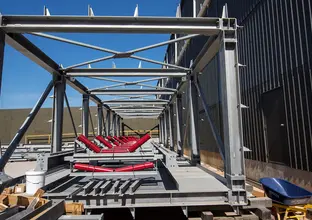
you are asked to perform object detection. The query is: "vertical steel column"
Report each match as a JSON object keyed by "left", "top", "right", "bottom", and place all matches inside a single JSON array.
[
  {"left": 111, "top": 113, "right": 116, "bottom": 136},
  {"left": 106, "top": 110, "right": 111, "bottom": 136},
  {"left": 0, "top": 81, "right": 53, "bottom": 171},
  {"left": 97, "top": 104, "right": 103, "bottom": 136},
  {"left": 82, "top": 94, "right": 89, "bottom": 137},
  {"left": 219, "top": 28, "right": 246, "bottom": 205},
  {"left": 117, "top": 116, "right": 121, "bottom": 136},
  {"left": 52, "top": 75, "right": 66, "bottom": 153},
  {"left": 159, "top": 116, "right": 163, "bottom": 143},
  {"left": 0, "top": 31, "right": 5, "bottom": 96},
  {"left": 163, "top": 110, "right": 168, "bottom": 147},
  {"left": 116, "top": 116, "right": 119, "bottom": 136},
  {"left": 175, "top": 94, "right": 183, "bottom": 156},
  {"left": 188, "top": 76, "right": 200, "bottom": 164},
  {"left": 168, "top": 104, "right": 174, "bottom": 151}
]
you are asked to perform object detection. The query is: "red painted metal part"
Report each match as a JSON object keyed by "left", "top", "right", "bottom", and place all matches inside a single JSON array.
[
  {"left": 95, "top": 136, "right": 113, "bottom": 148},
  {"left": 73, "top": 163, "right": 113, "bottom": 172},
  {"left": 100, "top": 134, "right": 151, "bottom": 153},
  {"left": 120, "top": 137, "right": 128, "bottom": 143},
  {"left": 74, "top": 162, "right": 154, "bottom": 172},
  {"left": 107, "top": 136, "right": 120, "bottom": 146},
  {"left": 114, "top": 136, "right": 125, "bottom": 144},
  {"left": 77, "top": 135, "right": 102, "bottom": 153},
  {"left": 114, "top": 161, "right": 154, "bottom": 172}
]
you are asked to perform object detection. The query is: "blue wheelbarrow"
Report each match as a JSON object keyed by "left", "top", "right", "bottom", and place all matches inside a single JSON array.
[{"left": 260, "top": 178, "right": 312, "bottom": 206}]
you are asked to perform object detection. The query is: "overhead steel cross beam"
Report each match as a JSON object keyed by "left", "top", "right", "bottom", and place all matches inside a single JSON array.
[
  {"left": 30, "top": 32, "right": 190, "bottom": 70},
  {"left": 105, "top": 100, "right": 168, "bottom": 105},
  {"left": 3, "top": 32, "right": 108, "bottom": 108},
  {"left": 1, "top": 16, "right": 223, "bottom": 34},
  {"left": 91, "top": 89, "right": 175, "bottom": 96},
  {"left": 66, "top": 68, "right": 188, "bottom": 77}
]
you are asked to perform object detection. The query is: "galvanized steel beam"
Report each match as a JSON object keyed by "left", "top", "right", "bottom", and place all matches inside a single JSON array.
[
  {"left": 175, "top": 95, "right": 183, "bottom": 156},
  {"left": 66, "top": 68, "right": 187, "bottom": 77},
  {"left": 168, "top": 104, "right": 174, "bottom": 151},
  {"left": 91, "top": 89, "right": 175, "bottom": 96},
  {"left": 97, "top": 104, "right": 103, "bottom": 136},
  {"left": 188, "top": 76, "right": 201, "bottom": 164},
  {"left": 104, "top": 100, "right": 168, "bottom": 105},
  {"left": 106, "top": 110, "right": 111, "bottom": 136},
  {"left": 82, "top": 94, "right": 89, "bottom": 137},
  {"left": 1, "top": 16, "right": 222, "bottom": 34},
  {"left": 52, "top": 75, "right": 66, "bottom": 153},
  {"left": 3, "top": 32, "right": 106, "bottom": 106},
  {"left": 218, "top": 31, "right": 246, "bottom": 198}
]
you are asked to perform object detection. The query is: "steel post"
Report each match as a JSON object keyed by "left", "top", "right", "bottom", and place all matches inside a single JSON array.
[
  {"left": 168, "top": 104, "right": 174, "bottom": 151},
  {"left": 158, "top": 117, "right": 162, "bottom": 143},
  {"left": 106, "top": 110, "right": 111, "bottom": 136},
  {"left": 0, "top": 31, "right": 5, "bottom": 95},
  {"left": 82, "top": 94, "right": 89, "bottom": 137},
  {"left": 97, "top": 104, "right": 103, "bottom": 136},
  {"left": 218, "top": 28, "right": 246, "bottom": 204},
  {"left": 188, "top": 76, "right": 200, "bottom": 164},
  {"left": 0, "top": 80, "right": 54, "bottom": 171},
  {"left": 163, "top": 110, "right": 168, "bottom": 147},
  {"left": 175, "top": 95, "right": 183, "bottom": 156},
  {"left": 112, "top": 113, "right": 116, "bottom": 136},
  {"left": 52, "top": 75, "right": 66, "bottom": 153}
]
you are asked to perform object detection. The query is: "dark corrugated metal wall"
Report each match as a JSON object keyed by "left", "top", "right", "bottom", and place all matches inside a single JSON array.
[{"left": 168, "top": 0, "right": 312, "bottom": 172}]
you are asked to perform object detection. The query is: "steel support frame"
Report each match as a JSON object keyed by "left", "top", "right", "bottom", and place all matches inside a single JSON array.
[
  {"left": 168, "top": 104, "right": 174, "bottom": 151},
  {"left": 112, "top": 113, "right": 116, "bottom": 136},
  {"left": 90, "top": 89, "right": 175, "bottom": 96},
  {"left": 97, "top": 104, "right": 103, "bottom": 136},
  {"left": 1, "top": 16, "right": 223, "bottom": 35},
  {"left": 106, "top": 110, "right": 111, "bottom": 136},
  {"left": 82, "top": 94, "right": 89, "bottom": 137},
  {"left": 51, "top": 75, "right": 66, "bottom": 153},
  {"left": 66, "top": 68, "right": 188, "bottom": 77},
  {"left": 163, "top": 111, "right": 168, "bottom": 147},
  {"left": 218, "top": 29, "right": 246, "bottom": 205},
  {"left": 188, "top": 75, "right": 201, "bottom": 164},
  {"left": 175, "top": 94, "right": 183, "bottom": 156}
]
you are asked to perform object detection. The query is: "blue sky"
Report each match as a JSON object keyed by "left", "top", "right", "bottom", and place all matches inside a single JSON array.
[{"left": 0, "top": 0, "right": 180, "bottom": 109}]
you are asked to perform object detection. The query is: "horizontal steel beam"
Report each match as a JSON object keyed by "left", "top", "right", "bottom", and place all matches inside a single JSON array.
[
  {"left": 105, "top": 100, "right": 168, "bottom": 105},
  {"left": 111, "top": 105, "right": 164, "bottom": 109},
  {"left": 66, "top": 68, "right": 188, "bottom": 77},
  {"left": 1, "top": 16, "right": 224, "bottom": 34},
  {"left": 113, "top": 109, "right": 163, "bottom": 112},
  {"left": 90, "top": 89, "right": 175, "bottom": 95},
  {"left": 119, "top": 113, "right": 160, "bottom": 116},
  {"left": 4, "top": 32, "right": 107, "bottom": 108}
]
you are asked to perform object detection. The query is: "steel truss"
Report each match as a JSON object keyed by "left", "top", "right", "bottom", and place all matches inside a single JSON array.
[{"left": 0, "top": 7, "right": 246, "bottom": 213}]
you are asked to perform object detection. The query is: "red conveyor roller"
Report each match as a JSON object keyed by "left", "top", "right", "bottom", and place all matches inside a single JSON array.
[
  {"left": 73, "top": 163, "right": 113, "bottom": 172},
  {"left": 107, "top": 136, "right": 120, "bottom": 146},
  {"left": 95, "top": 136, "right": 113, "bottom": 148},
  {"left": 74, "top": 161, "right": 154, "bottom": 172},
  {"left": 77, "top": 135, "right": 102, "bottom": 153}
]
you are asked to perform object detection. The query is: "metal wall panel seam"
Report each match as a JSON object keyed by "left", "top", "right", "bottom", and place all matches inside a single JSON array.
[
  {"left": 283, "top": 0, "right": 298, "bottom": 169},
  {"left": 245, "top": 20, "right": 256, "bottom": 160},
  {"left": 250, "top": 11, "right": 261, "bottom": 161},
  {"left": 256, "top": 8, "right": 266, "bottom": 162},
  {"left": 277, "top": 0, "right": 293, "bottom": 167},
  {"left": 288, "top": 0, "right": 303, "bottom": 170},
  {"left": 295, "top": 0, "right": 310, "bottom": 171}
]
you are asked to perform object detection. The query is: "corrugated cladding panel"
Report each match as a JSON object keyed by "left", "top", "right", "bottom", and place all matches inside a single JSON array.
[{"left": 170, "top": 0, "right": 312, "bottom": 172}]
